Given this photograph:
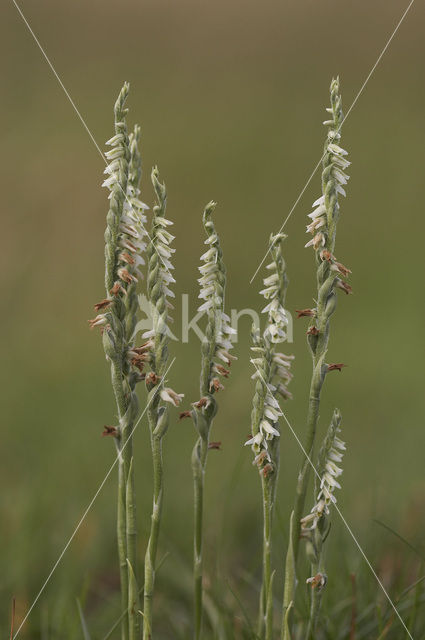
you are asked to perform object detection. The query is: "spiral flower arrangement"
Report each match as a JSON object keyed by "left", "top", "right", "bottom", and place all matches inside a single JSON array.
[
  {"left": 246, "top": 232, "right": 293, "bottom": 640},
  {"left": 283, "top": 77, "right": 351, "bottom": 637},
  {"left": 142, "top": 167, "right": 183, "bottom": 640},
  {"left": 301, "top": 409, "right": 345, "bottom": 534},
  {"left": 89, "top": 83, "right": 149, "bottom": 640},
  {"left": 87, "top": 77, "right": 357, "bottom": 640},
  {"left": 179, "top": 202, "right": 235, "bottom": 639},
  {"left": 91, "top": 87, "right": 182, "bottom": 640},
  {"left": 302, "top": 409, "right": 345, "bottom": 637}
]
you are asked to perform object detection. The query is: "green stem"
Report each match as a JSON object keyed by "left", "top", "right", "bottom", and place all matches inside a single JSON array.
[
  {"left": 306, "top": 587, "right": 322, "bottom": 639},
  {"left": 142, "top": 167, "right": 173, "bottom": 639},
  {"left": 291, "top": 354, "right": 323, "bottom": 561},
  {"left": 306, "top": 543, "right": 324, "bottom": 639},
  {"left": 111, "top": 353, "right": 140, "bottom": 640},
  {"left": 192, "top": 435, "right": 208, "bottom": 640},
  {"left": 101, "top": 83, "right": 143, "bottom": 640},
  {"left": 252, "top": 350, "right": 279, "bottom": 640},
  {"left": 288, "top": 160, "right": 338, "bottom": 568},
  {"left": 191, "top": 201, "right": 227, "bottom": 638},
  {"left": 117, "top": 439, "right": 129, "bottom": 640},
  {"left": 192, "top": 329, "right": 219, "bottom": 637},
  {"left": 111, "top": 359, "right": 130, "bottom": 640},
  {"left": 281, "top": 512, "right": 295, "bottom": 640},
  {"left": 283, "top": 80, "right": 348, "bottom": 639},
  {"left": 127, "top": 455, "right": 141, "bottom": 640},
  {"left": 143, "top": 404, "right": 165, "bottom": 640},
  {"left": 259, "top": 477, "right": 274, "bottom": 640}
]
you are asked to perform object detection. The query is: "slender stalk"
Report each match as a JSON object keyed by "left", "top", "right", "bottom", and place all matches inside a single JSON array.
[
  {"left": 143, "top": 402, "right": 166, "bottom": 640},
  {"left": 142, "top": 167, "right": 182, "bottom": 640},
  {"left": 301, "top": 409, "right": 345, "bottom": 637},
  {"left": 246, "top": 234, "right": 293, "bottom": 640},
  {"left": 126, "top": 453, "right": 140, "bottom": 640},
  {"left": 106, "top": 89, "right": 132, "bottom": 640},
  {"left": 305, "top": 493, "right": 326, "bottom": 640},
  {"left": 188, "top": 202, "right": 234, "bottom": 640},
  {"left": 106, "top": 351, "right": 130, "bottom": 640},
  {"left": 192, "top": 434, "right": 208, "bottom": 640},
  {"left": 286, "top": 76, "right": 352, "bottom": 580},
  {"left": 113, "top": 367, "right": 130, "bottom": 640},
  {"left": 261, "top": 477, "right": 273, "bottom": 640},
  {"left": 91, "top": 83, "right": 148, "bottom": 640},
  {"left": 281, "top": 512, "right": 295, "bottom": 640},
  {"left": 305, "top": 558, "right": 323, "bottom": 639},
  {"left": 124, "top": 123, "right": 145, "bottom": 640}
]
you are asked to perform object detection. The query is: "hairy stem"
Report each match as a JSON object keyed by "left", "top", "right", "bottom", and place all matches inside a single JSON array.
[
  {"left": 127, "top": 456, "right": 140, "bottom": 640},
  {"left": 143, "top": 402, "right": 165, "bottom": 640},
  {"left": 192, "top": 398, "right": 215, "bottom": 638},
  {"left": 258, "top": 477, "right": 274, "bottom": 640},
  {"left": 292, "top": 350, "right": 325, "bottom": 560},
  {"left": 306, "top": 532, "right": 324, "bottom": 639},
  {"left": 192, "top": 434, "right": 208, "bottom": 640},
  {"left": 117, "top": 441, "right": 129, "bottom": 640},
  {"left": 111, "top": 358, "right": 130, "bottom": 640},
  {"left": 281, "top": 512, "right": 295, "bottom": 640}
]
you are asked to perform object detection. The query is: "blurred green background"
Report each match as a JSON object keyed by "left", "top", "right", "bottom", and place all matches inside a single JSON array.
[{"left": 1, "top": 0, "right": 425, "bottom": 637}]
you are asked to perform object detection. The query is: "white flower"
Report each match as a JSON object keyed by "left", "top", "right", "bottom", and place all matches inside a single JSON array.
[
  {"left": 265, "top": 394, "right": 280, "bottom": 410},
  {"left": 105, "top": 133, "right": 125, "bottom": 146},
  {"left": 328, "top": 142, "right": 347, "bottom": 156},
  {"left": 216, "top": 348, "right": 236, "bottom": 365},
  {"left": 149, "top": 201, "right": 176, "bottom": 326},
  {"left": 245, "top": 432, "right": 263, "bottom": 448},
  {"left": 301, "top": 423, "right": 345, "bottom": 531},
  {"left": 160, "top": 387, "right": 184, "bottom": 407},
  {"left": 103, "top": 128, "right": 151, "bottom": 289},
  {"left": 105, "top": 146, "right": 124, "bottom": 160},
  {"left": 260, "top": 263, "right": 289, "bottom": 344},
  {"left": 305, "top": 102, "right": 350, "bottom": 252},
  {"left": 155, "top": 216, "right": 173, "bottom": 227},
  {"left": 263, "top": 273, "right": 279, "bottom": 287},
  {"left": 200, "top": 247, "right": 216, "bottom": 262},
  {"left": 264, "top": 407, "right": 280, "bottom": 421},
  {"left": 249, "top": 234, "right": 293, "bottom": 469},
  {"left": 313, "top": 195, "right": 325, "bottom": 207},
  {"left": 307, "top": 203, "right": 326, "bottom": 220},
  {"left": 198, "top": 299, "right": 213, "bottom": 313},
  {"left": 260, "top": 419, "right": 280, "bottom": 439}
]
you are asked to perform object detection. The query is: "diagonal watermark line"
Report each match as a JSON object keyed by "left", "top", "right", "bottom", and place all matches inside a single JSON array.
[
  {"left": 251, "top": 361, "right": 414, "bottom": 639},
  {"left": 12, "top": 0, "right": 105, "bottom": 161},
  {"left": 11, "top": 0, "right": 173, "bottom": 281},
  {"left": 103, "top": 607, "right": 129, "bottom": 640},
  {"left": 102, "top": 549, "right": 170, "bottom": 640},
  {"left": 12, "top": 358, "right": 176, "bottom": 639},
  {"left": 249, "top": 0, "right": 416, "bottom": 284}
]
